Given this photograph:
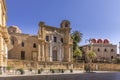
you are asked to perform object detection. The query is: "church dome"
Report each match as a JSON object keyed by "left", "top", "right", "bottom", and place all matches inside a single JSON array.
[
  {"left": 8, "top": 25, "right": 22, "bottom": 33},
  {"left": 103, "top": 39, "right": 109, "bottom": 44},
  {"left": 97, "top": 39, "right": 103, "bottom": 43},
  {"left": 91, "top": 38, "right": 97, "bottom": 43}
]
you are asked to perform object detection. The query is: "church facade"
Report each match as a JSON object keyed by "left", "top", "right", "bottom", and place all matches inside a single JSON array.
[
  {"left": 8, "top": 20, "right": 73, "bottom": 63},
  {"left": 80, "top": 38, "right": 117, "bottom": 62}
]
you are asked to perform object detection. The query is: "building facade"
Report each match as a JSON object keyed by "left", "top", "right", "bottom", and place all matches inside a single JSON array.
[
  {"left": 0, "top": 0, "right": 9, "bottom": 73},
  {"left": 80, "top": 39, "right": 117, "bottom": 62},
  {"left": 8, "top": 20, "right": 73, "bottom": 64}
]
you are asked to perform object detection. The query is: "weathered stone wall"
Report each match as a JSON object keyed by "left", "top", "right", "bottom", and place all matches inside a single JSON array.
[
  {"left": 81, "top": 43, "right": 117, "bottom": 62},
  {"left": 8, "top": 33, "right": 38, "bottom": 61},
  {"left": 8, "top": 59, "right": 120, "bottom": 71}
]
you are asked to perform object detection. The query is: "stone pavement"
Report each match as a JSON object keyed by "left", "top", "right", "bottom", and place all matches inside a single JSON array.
[{"left": 0, "top": 71, "right": 120, "bottom": 80}]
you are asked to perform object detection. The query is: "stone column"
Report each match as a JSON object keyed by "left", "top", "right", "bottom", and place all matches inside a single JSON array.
[
  {"left": 59, "top": 48, "right": 62, "bottom": 61},
  {"left": 0, "top": 34, "right": 3, "bottom": 74},
  {"left": 45, "top": 44, "right": 48, "bottom": 61},
  {"left": 64, "top": 46, "right": 69, "bottom": 62},
  {"left": 62, "top": 47, "right": 64, "bottom": 61},
  {"left": 38, "top": 44, "right": 41, "bottom": 61},
  {"left": 4, "top": 42, "right": 7, "bottom": 68},
  {"left": 42, "top": 43, "right": 45, "bottom": 61},
  {"left": 50, "top": 43, "right": 52, "bottom": 61}
]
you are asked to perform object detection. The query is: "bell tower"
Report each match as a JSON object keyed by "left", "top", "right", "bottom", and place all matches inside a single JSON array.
[{"left": 60, "top": 20, "right": 70, "bottom": 28}]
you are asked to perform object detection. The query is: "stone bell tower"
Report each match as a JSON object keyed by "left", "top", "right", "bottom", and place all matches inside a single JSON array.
[
  {"left": 60, "top": 20, "right": 73, "bottom": 62},
  {"left": 38, "top": 22, "right": 46, "bottom": 61}
]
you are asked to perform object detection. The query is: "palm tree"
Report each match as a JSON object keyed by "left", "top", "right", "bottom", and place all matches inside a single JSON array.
[
  {"left": 87, "top": 50, "right": 96, "bottom": 72},
  {"left": 72, "top": 30, "right": 82, "bottom": 43},
  {"left": 73, "top": 47, "right": 82, "bottom": 63},
  {"left": 71, "top": 30, "right": 83, "bottom": 62}
]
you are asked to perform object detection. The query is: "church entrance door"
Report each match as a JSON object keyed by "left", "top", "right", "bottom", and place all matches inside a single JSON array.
[{"left": 52, "top": 50, "right": 57, "bottom": 61}]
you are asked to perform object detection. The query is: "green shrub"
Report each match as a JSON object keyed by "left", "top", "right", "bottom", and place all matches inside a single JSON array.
[
  {"left": 50, "top": 69, "right": 55, "bottom": 73},
  {"left": 6, "top": 66, "right": 12, "bottom": 71},
  {"left": 29, "top": 68, "right": 32, "bottom": 71},
  {"left": 61, "top": 69, "right": 64, "bottom": 73},
  {"left": 70, "top": 69, "right": 73, "bottom": 73},
  {"left": 58, "top": 69, "right": 61, "bottom": 73},
  {"left": 17, "top": 68, "right": 24, "bottom": 74},
  {"left": 38, "top": 68, "right": 43, "bottom": 74},
  {"left": 38, "top": 69, "right": 41, "bottom": 74}
]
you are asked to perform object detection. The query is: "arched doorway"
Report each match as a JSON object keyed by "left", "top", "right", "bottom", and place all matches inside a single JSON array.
[{"left": 52, "top": 50, "right": 57, "bottom": 61}]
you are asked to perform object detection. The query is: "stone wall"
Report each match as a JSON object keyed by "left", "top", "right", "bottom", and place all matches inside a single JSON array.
[
  {"left": 7, "top": 59, "right": 120, "bottom": 71},
  {"left": 8, "top": 33, "right": 38, "bottom": 60}
]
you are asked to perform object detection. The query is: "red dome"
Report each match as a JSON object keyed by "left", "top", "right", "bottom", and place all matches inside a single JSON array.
[
  {"left": 103, "top": 39, "right": 109, "bottom": 44},
  {"left": 91, "top": 38, "right": 97, "bottom": 43},
  {"left": 97, "top": 39, "right": 103, "bottom": 43}
]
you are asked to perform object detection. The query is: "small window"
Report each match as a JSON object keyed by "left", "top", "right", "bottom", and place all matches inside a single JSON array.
[
  {"left": 21, "top": 42, "right": 24, "bottom": 47},
  {"left": 54, "top": 37, "right": 57, "bottom": 42},
  {"left": 98, "top": 48, "right": 100, "bottom": 52},
  {"left": 21, "top": 51, "right": 25, "bottom": 60},
  {"left": 46, "top": 36, "right": 49, "bottom": 41},
  {"left": 33, "top": 43, "right": 36, "bottom": 48},
  {"left": 61, "top": 38, "right": 63, "bottom": 43},
  {"left": 11, "top": 39, "right": 14, "bottom": 45},
  {"left": 104, "top": 49, "right": 107, "bottom": 52},
  {"left": 111, "top": 49, "right": 114, "bottom": 52},
  {"left": 65, "top": 23, "right": 68, "bottom": 27},
  {"left": 111, "top": 56, "right": 113, "bottom": 59}
]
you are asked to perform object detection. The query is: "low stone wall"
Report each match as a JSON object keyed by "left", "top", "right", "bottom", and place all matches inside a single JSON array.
[
  {"left": 7, "top": 59, "right": 120, "bottom": 71},
  {"left": 7, "top": 59, "right": 84, "bottom": 70}
]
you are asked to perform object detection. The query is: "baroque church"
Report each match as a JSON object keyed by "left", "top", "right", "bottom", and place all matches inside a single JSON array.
[{"left": 8, "top": 21, "right": 73, "bottom": 62}]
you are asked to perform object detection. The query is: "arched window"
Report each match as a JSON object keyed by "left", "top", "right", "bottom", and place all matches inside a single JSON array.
[
  {"left": 11, "top": 39, "right": 14, "bottom": 45},
  {"left": 46, "top": 36, "right": 49, "bottom": 41},
  {"left": 54, "top": 37, "right": 57, "bottom": 42},
  {"left": 33, "top": 43, "right": 36, "bottom": 48},
  {"left": 111, "top": 49, "right": 114, "bottom": 52},
  {"left": 21, "top": 42, "right": 24, "bottom": 47},
  {"left": 21, "top": 51, "right": 25, "bottom": 60},
  {"left": 61, "top": 38, "right": 63, "bottom": 43},
  {"left": 98, "top": 48, "right": 100, "bottom": 52},
  {"left": 104, "top": 48, "right": 107, "bottom": 52}
]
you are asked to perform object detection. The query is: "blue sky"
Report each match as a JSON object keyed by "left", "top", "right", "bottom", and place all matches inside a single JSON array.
[{"left": 6, "top": 0, "right": 120, "bottom": 52}]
